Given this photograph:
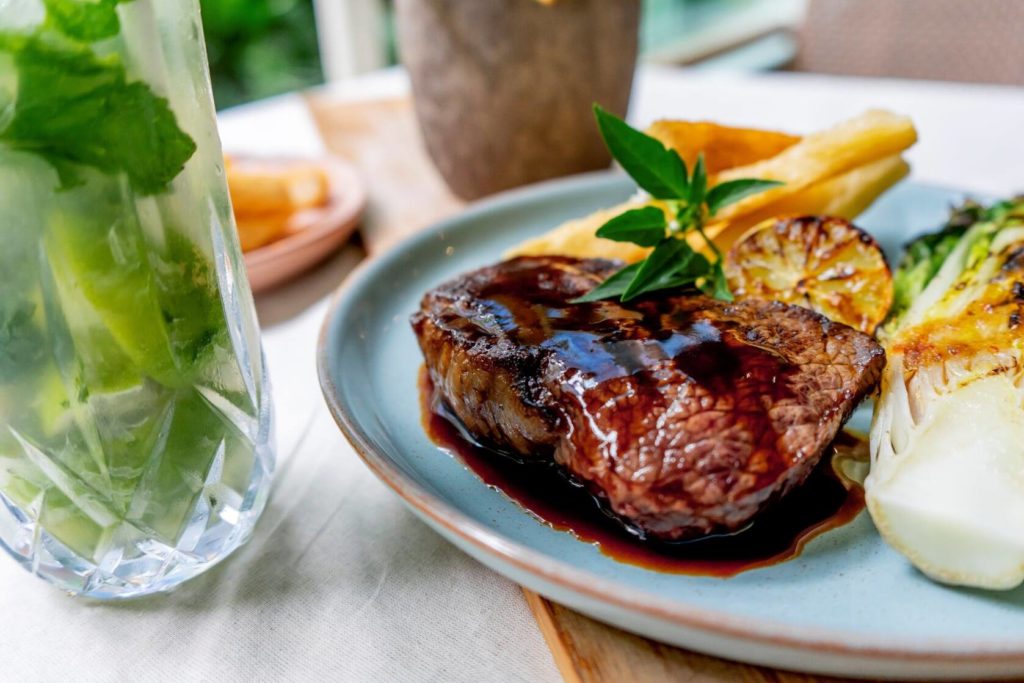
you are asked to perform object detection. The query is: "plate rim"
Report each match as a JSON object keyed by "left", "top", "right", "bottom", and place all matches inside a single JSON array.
[{"left": 316, "top": 170, "right": 1024, "bottom": 665}]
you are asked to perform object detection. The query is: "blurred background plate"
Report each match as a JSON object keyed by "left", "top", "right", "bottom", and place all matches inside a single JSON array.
[{"left": 243, "top": 156, "right": 366, "bottom": 293}]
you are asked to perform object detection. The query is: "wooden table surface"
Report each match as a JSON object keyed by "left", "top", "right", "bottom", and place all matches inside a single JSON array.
[{"left": 302, "top": 91, "right": 873, "bottom": 683}]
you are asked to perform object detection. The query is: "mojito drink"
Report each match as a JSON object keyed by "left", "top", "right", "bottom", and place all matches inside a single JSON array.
[{"left": 0, "top": 0, "right": 274, "bottom": 597}]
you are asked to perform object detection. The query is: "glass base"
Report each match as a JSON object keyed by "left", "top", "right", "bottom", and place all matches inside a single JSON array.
[
  {"left": 0, "top": 364, "right": 275, "bottom": 600},
  {"left": 0, "top": 477, "right": 268, "bottom": 599}
]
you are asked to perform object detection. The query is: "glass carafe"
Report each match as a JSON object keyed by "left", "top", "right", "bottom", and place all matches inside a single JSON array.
[{"left": 0, "top": 0, "right": 275, "bottom": 598}]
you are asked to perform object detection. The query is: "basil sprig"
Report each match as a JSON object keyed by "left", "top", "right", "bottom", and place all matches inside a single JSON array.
[{"left": 575, "top": 105, "right": 782, "bottom": 303}]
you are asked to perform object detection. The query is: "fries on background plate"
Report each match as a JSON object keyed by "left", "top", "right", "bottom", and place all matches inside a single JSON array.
[{"left": 226, "top": 156, "right": 331, "bottom": 252}]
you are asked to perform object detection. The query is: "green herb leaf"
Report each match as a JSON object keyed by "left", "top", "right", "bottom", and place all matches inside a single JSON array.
[
  {"left": 575, "top": 249, "right": 716, "bottom": 303},
  {"left": 622, "top": 238, "right": 693, "bottom": 301},
  {"left": 699, "top": 263, "right": 734, "bottom": 302},
  {"left": 705, "top": 178, "right": 783, "bottom": 216},
  {"left": 620, "top": 253, "right": 715, "bottom": 300},
  {"left": 571, "top": 262, "right": 643, "bottom": 303},
  {"left": 593, "top": 105, "right": 689, "bottom": 199},
  {"left": 688, "top": 153, "right": 707, "bottom": 205},
  {"left": 671, "top": 251, "right": 712, "bottom": 281},
  {"left": 692, "top": 221, "right": 723, "bottom": 260},
  {"left": 641, "top": 251, "right": 710, "bottom": 292},
  {"left": 43, "top": 0, "right": 135, "bottom": 42},
  {"left": 0, "top": 299, "right": 46, "bottom": 384},
  {"left": 581, "top": 103, "right": 782, "bottom": 305},
  {"left": 0, "top": 34, "right": 196, "bottom": 195},
  {"left": 595, "top": 206, "right": 667, "bottom": 247}
]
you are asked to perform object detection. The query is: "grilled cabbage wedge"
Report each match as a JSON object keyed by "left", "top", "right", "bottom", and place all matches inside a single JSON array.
[{"left": 868, "top": 198, "right": 1024, "bottom": 589}]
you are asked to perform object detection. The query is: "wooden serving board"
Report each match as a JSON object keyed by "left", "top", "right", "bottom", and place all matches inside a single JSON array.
[{"left": 304, "top": 91, "right": 865, "bottom": 683}]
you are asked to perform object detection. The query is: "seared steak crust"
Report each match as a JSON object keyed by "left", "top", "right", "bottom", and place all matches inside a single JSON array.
[{"left": 412, "top": 256, "right": 884, "bottom": 540}]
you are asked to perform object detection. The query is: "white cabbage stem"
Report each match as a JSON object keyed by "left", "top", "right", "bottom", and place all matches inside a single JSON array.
[{"left": 869, "top": 362, "right": 1024, "bottom": 589}]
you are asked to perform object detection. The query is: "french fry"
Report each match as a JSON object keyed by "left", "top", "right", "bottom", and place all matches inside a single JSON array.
[
  {"left": 707, "top": 154, "right": 911, "bottom": 249},
  {"left": 506, "top": 110, "right": 917, "bottom": 264},
  {"left": 713, "top": 109, "right": 917, "bottom": 221},
  {"left": 235, "top": 211, "right": 293, "bottom": 252},
  {"left": 646, "top": 120, "right": 799, "bottom": 175},
  {"left": 281, "top": 165, "right": 330, "bottom": 210},
  {"left": 227, "top": 158, "right": 330, "bottom": 216},
  {"left": 227, "top": 164, "right": 292, "bottom": 216},
  {"left": 799, "top": 154, "right": 910, "bottom": 217},
  {"left": 508, "top": 200, "right": 656, "bottom": 261}
]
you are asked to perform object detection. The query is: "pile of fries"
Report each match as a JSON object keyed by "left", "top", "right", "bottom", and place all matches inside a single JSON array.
[
  {"left": 508, "top": 110, "right": 917, "bottom": 261},
  {"left": 226, "top": 156, "right": 331, "bottom": 252}
]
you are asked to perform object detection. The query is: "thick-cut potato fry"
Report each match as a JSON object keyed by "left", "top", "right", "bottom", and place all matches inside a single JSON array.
[
  {"left": 227, "top": 162, "right": 291, "bottom": 215},
  {"left": 707, "top": 154, "right": 911, "bottom": 249},
  {"left": 509, "top": 155, "right": 910, "bottom": 262},
  {"left": 508, "top": 200, "right": 656, "bottom": 261},
  {"left": 646, "top": 120, "right": 799, "bottom": 175},
  {"left": 793, "top": 154, "right": 909, "bottom": 217},
  {"left": 236, "top": 211, "right": 293, "bottom": 252},
  {"left": 227, "top": 158, "right": 330, "bottom": 216},
  {"left": 507, "top": 110, "right": 916, "bottom": 264},
  {"left": 714, "top": 109, "right": 917, "bottom": 220}
]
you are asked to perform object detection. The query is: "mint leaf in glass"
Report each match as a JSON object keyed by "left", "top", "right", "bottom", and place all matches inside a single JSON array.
[
  {"left": 0, "top": 299, "right": 46, "bottom": 384},
  {"left": 0, "top": 34, "right": 196, "bottom": 195},
  {"left": 43, "top": 0, "right": 135, "bottom": 42}
]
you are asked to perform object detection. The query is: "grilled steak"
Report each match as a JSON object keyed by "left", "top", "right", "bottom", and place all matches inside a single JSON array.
[{"left": 412, "top": 256, "right": 885, "bottom": 541}]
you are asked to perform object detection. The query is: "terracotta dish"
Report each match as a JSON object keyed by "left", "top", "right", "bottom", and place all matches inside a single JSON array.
[{"left": 241, "top": 157, "right": 367, "bottom": 293}]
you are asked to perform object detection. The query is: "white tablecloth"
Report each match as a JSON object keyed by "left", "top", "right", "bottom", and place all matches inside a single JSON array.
[{"left": 4, "top": 67, "right": 1023, "bottom": 682}]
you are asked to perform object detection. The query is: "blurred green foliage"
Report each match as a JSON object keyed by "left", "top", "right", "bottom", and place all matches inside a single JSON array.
[{"left": 200, "top": 0, "right": 324, "bottom": 109}]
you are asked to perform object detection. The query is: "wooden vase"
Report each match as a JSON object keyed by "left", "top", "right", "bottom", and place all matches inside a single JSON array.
[{"left": 396, "top": 0, "right": 640, "bottom": 200}]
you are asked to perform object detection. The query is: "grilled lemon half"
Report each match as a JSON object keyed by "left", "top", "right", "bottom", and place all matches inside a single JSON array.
[{"left": 725, "top": 215, "right": 893, "bottom": 334}]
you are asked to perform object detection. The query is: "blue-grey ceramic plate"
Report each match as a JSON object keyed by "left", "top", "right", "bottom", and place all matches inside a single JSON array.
[{"left": 318, "top": 172, "right": 1024, "bottom": 679}]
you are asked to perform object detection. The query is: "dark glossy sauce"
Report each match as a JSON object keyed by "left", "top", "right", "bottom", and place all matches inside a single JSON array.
[{"left": 420, "top": 367, "right": 867, "bottom": 577}]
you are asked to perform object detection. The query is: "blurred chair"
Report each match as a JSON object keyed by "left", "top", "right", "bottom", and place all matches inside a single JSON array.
[{"left": 796, "top": 0, "right": 1024, "bottom": 86}]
